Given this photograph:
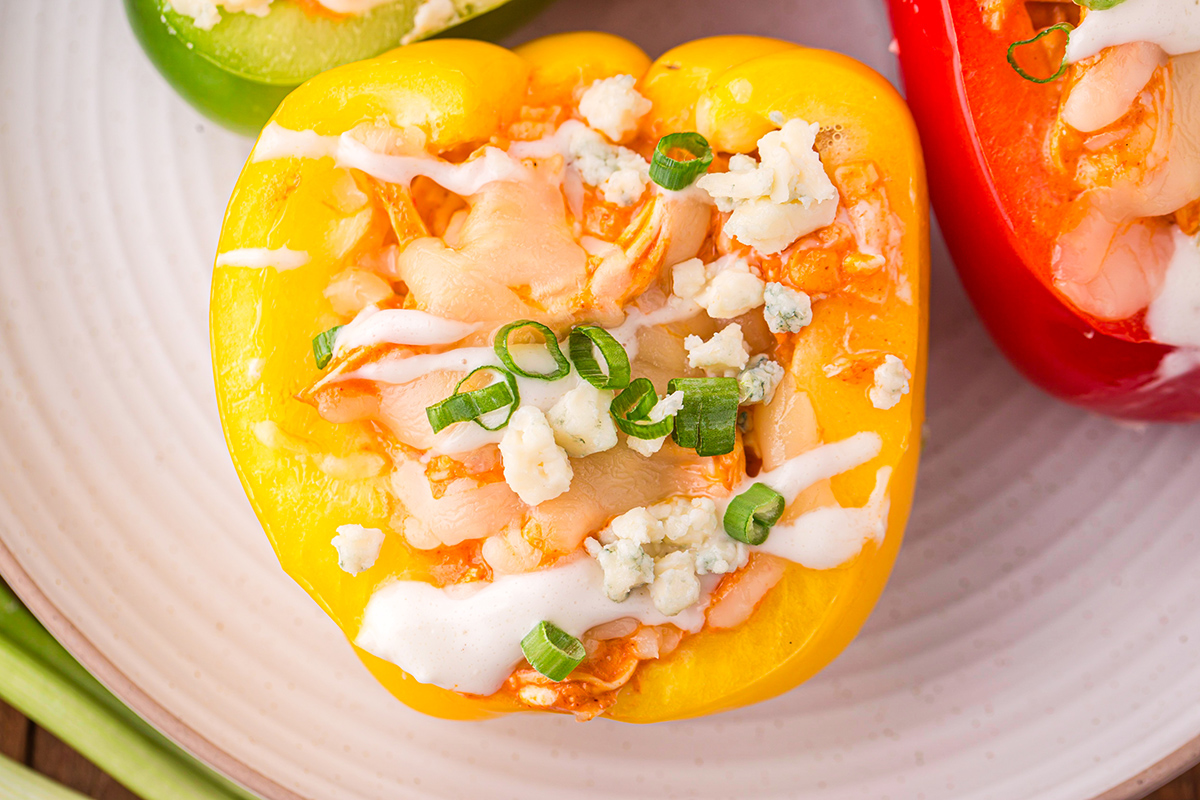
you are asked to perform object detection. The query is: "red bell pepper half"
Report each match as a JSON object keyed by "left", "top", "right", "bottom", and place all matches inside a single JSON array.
[{"left": 887, "top": 0, "right": 1200, "bottom": 421}]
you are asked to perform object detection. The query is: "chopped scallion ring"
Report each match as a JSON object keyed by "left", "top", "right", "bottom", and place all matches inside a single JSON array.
[
  {"left": 493, "top": 320, "right": 570, "bottom": 381},
  {"left": 667, "top": 377, "right": 739, "bottom": 457},
  {"left": 611, "top": 377, "right": 657, "bottom": 420},
  {"left": 1072, "top": 0, "right": 1126, "bottom": 8},
  {"left": 649, "top": 132, "right": 715, "bottom": 191},
  {"left": 520, "top": 621, "right": 585, "bottom": 682},
  {"left": 312, "top": 325, "right": 344, "bottom": 369},
  {"left": 425, "top": 366, "right": 520, "bottom": 433},
  {"left": 569, "top": 326, "right": 631, "bottom": 390},
  {"left": 723, "top": 482, "right": 786, "bottom": 545},
  {"left": 611, "top": 378, "right": 675, "bottom": 439},
  {"left": 1007, "top": 22, "right": 1074, "bottom": 84}
]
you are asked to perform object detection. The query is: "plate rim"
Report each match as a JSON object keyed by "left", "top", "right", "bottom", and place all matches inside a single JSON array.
[
  {"left": 3, "top": 536, "right": 1199, "bottom": 800},
  {"left": 0, "top": 537, "right": 300, "bottom": 800}
]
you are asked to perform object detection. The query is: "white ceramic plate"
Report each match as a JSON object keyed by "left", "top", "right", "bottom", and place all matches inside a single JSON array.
[{"left": 2, "top": 1, "right": 1200, "bottom": 798}]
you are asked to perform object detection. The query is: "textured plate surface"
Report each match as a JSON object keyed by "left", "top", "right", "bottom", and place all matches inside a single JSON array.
[{"left": 2, "top": 2, "right": 1200, "bottom": 799}]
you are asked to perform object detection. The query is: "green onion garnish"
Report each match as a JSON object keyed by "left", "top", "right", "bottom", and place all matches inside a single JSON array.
[
  {"left": 569, "top": 325, "right": 631, "bottom": 390},
  {"left": 1007, "top": 22, "right": 1074, "bottom": 84},
  {"left": 520, "top": 621, "right": 585, "bottom": 682},
  {"left": 649, "top": 132, "right": 715, "bottom": 191},
  {"left": 1073, "top": 0, "right": 1126, "bottom": 8},
  {"left": 493, "top": 320, "right": 571, "bottom": 381},
  {"left": 425, "top": 366, "right": 520, "bottom": 433},
  {"left": 667, "top": 377, "right": 739, "bottom": 457},
  {"left": 611, "top": 377, "right": 657, "bottom": 420},
  {"left": 611, "top": 378, "right": 675, "bottom": 439},
  {"left": 312, "top": 325, "right": 344, "bottom": 369},
  {"left": 723, "top": 482, "right": 786, "bottom": 545}
]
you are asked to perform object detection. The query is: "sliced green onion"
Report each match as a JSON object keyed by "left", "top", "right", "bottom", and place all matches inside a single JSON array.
[
  {"left": 667, "top": 377, "right": 739, "bottom": 457},
  {"left": 425, "top": 366, "right": 519, "bottom": 433},
  {"left": 1007, "top": 22, "right": 1074, "bottom": 84},
  {"left": 521, "top": 621, "right": 585, "bottom": 682},
  {"left": 569, "top": 325, "right": 631, "bottom": 390},
  {"left": 312, "top": 325, "right": 344, "bottom": 369},
  {"left": 611, "top": 378, "right": 675, "bottom": 439},
  {"left": 493, "top": 320, "right": 571, "bottom": 381},
  {"left": 1073, "top": 0, "right": 1126, "bottom": 8},
  {"left": 650, "top": 132, "right": 715, "bottom": 191},
  {"left": 723, "top": 482, "right": 786, "bottom": 545},
  {"left": 611, "top": 377, "right": 657, "bottom": 421}
]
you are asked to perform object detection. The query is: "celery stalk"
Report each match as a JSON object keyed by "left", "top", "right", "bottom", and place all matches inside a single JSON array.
[
  {"left": 0, "top": 582, "right": 258, "bottom": 800},
  {"left": 0, "top": 752, "right": 91, "bottom": 800}
]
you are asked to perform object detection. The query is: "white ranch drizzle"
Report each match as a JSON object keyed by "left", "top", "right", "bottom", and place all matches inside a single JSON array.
[
  {"left": 1150, "top": 348, "right": 1200, "bottom": 387},
  {"left": 757, "top": 467, "right": 892, "bottom": 569},
  {"left": 214, "top": 247, "right": 309, "bottom": 271},
  {"left": 251, "top": 123, "right": 526, "bottom": 196},
  {"left": 336, "top": 136, "right": 527, "bottom": 196},
  {"left": 352, "top": 432, "right": 890, "bottom": 693},
  {"left": 424, "top": 362, "right": 585, "bottom": 458},
  {"left": 252, "top": 123, "right": 340, "bottom": 163},
  {"left": 727, "top": 431, "right": 892, "bottom": 569},
  {"left": 333, "top": 306, "right": 479, "bottom": 354},
  {"left": 354, "top": 556, "right": 715, "bottom": 695},
  {"left": 342, "top": 346, "right": 495, "bottom": 386},
  {"left": 337, "top": 343, "right": 582, "bottom": 457},
  {"left": 329, "top": 303, "right": 700, "bottom": 455},
  {"left": 1146, "top": 228, "right": 1200, "bottom": 349},
  {"left": 1066, "top": 0, "right": 1200, "bottom": 63},
  {"left": 731, "top": 431, "right": 883, "bottom": 503},
  {"left": 609, "top": 296, "right": 704, "bottom": 359}
]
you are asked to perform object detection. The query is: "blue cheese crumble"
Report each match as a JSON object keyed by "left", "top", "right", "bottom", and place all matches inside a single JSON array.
[
  {"left": 578, "top": 74, "right": 652, "bottom": 144},
  {"left": 869, "top": 354, "right": 912, "bottom": 410},
  {"left": 331, "top": 524, "right": 386, "bottom": 575},
  {"left": 499, "top": 406, "right": 573, "bottom": 505},
  {"left": 672, "top": 255, "right": 766, "bottom": 320},
  {"left": 563, "top": 122, "right": 650, "bottom": 207},
  {"left": 626, "top": 390, "right": 685, "bottom": 457},
  {"left": 696, "top": 118, "right": 839, "bottom": 254},
  {"left": 586, "top": 497, "right": 748, "bottom": 616},
  {"left": 763, "top": 281, "right": 813, "bottom": 334},
  {"left": 684, "top": 324, "right": 750, "bottom": 377},
  {"left": 547, "top": 382, "right": 618, "bottom": 458},
  {"left": 737, "top": 354, "right": 785, "bottom": 405}
]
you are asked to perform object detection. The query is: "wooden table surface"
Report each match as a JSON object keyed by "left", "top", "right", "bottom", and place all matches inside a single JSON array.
[{"left": 2, "top": 696, "right": 1199, "bottom": 799}]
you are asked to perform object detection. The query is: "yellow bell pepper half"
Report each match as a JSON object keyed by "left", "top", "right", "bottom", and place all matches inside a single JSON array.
[{"left": 211, "top": 33, "right": 927, "bottom": 722}]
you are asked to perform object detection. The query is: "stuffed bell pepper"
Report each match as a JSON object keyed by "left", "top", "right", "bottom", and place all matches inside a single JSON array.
[
  {"left": 211, "top": 33, "right": 928, "bottom": 721},
  {"left": 124, "top": 0, "right": 536, "bottom": 135},
  {"left": 890, "top": 0, "right": 1200, "bottom": 420}
]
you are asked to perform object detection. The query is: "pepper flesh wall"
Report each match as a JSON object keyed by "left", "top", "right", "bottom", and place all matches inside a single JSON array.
[{"left": 211, "top": 33, "right": 928, "bottom": 721}]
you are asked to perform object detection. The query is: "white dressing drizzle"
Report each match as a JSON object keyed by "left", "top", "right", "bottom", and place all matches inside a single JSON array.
[
  {"left": 424, "top": 370, "right": 585, "bottom": 457},
  {"left": 1146, "top": 228, "right": 1200, "bottom": 349},
  {"left": 610, "top": 296, "right": 704, "bottom": 359},
  {"left": 336, "top": 341, "right": 583, "bottom": 457},
  {"left": 757, "top": 467, "right": 892, "bottom": 569},
  {"left": 251, "top": 123, "right": 526, "bottom": 196},
  {"left": 336, "top": 136, "right": 525, "bottom": 196},
  {"left": 334, "top": 306, "right": 478, "bottom": 354},
  {"left": 214, "top": 247, "right": 309, "bottom": 271},
  {"left": 733, "top": 431, "right": 883, "bottom": 503},
  {"left": 252, "top": 123, "right": 339, "bottom": 163},
  {"left": 342, "top": 346, "right": 495, "bottom": 386},
  {"left": 1066, "top": 0, "right": 1200, "bottom": 62},
  {"left": 1151, "top": 348, "right": 1200, "bottom": 385},
  {"left": 354, "top": 556, "right": 714, "bottom": 695},
  {"left": 353, "top": 432, "right": 890, "bottom": 693},
  {"left": 727, "top": 431, "right": 891, "bottom": 569}
]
